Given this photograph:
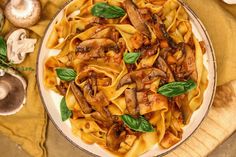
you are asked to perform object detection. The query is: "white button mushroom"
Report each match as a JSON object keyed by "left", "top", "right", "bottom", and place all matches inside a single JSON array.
[
  {"left": 0, "top": 69, "right": 5, "bottom": 76},
  {"left": 223, "top": 0, "right": 236, "bottom": 4},
  {"left": 4, "top": 0, "right": 41, "bottom": 28},
  {"left": 0, "top": 8, "right": 4, "bottom": 32},
  {"left": 6, "top": 29, "right": 37, "bottom": 64},
  {"left": 0, "top": 68, "right": 27, "bottom": 115}
]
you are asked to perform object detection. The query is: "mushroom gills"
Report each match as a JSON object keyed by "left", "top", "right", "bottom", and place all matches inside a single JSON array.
[
  {"left": 0, "top": 72, "right": 26, "bottom": 115},
  {"left": 6, "top": 29, "right": 37, "bottom": 64}
]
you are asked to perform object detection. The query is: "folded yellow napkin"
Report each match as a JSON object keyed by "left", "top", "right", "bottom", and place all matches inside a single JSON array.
[
  {"left": 185, "top": 0, "right": 236, "bottom": 86},
  {"left": 0, "top": 1, "right": 65, "bottom": 157},
  {"left": 0, "top": 0, "right": 235, "bottom": 157}
]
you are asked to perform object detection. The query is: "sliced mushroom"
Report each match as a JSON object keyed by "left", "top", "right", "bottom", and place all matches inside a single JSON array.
[
  {"left": 6, "top": 29, "right": 37, "bottom": 64},
  {"left": 0, "top": 68, "right": 27, "bottom": 115},
  {"left": 174, "top": 45, "right": 197, "bottom": 81},
  {"left": 92, "top": 27, "right": 120, "bottom": 42},
  {"left": 156, "top": 56, "right": 175, "bottom": 82},
  {"left": 70, "top": 81, "right": 92, "bottom": 114},
  {"left": 185, "top": 45, "right": 197, "bottom": 81},
  {"left": 91, "top": 111, "right": 106, "bottom": 122},
  {"left": 83, "top": 80, "right": 112, "bottom": 122},
  {"left": 125, "top": 88, "right": 139, "bottom": 116},
  {"left": 90, "top": 111, "right": 112, "bottom": 127},
  {"left": 4, "top": 0, "right": 41, "bottom": 28},
  {"left": 106, "top": 123, "right": 126, "bottom": 151},
  {"left": 0, "top": 8, "right": 4, "bottom": 32},
  {"left": 55, "top": 82, "right": 68, "bottom": 96},
  {"left": 123, "top": 0, "right": 151, "bottom": 38},
  {"left": 118, "top": 74, "right": 133, "bottom": 88},
  {"left": 142, "top": 68, "right": 166, "bottom": 83},
  {"left": 160, "top": 24, "right": 178, "bottom": 49},
  {"left": 89, "top": 72, "right": 97, "bottom": 96},
  {"left": 118, "top": 68, "right": 166, "bottom": 90},
  {"left": 76, "top": 38, "right": 119, "bottom": 59}
]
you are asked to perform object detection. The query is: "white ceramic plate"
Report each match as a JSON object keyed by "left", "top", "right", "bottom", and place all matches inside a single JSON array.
[{"left": 37, "top": 1, "right": 217, "bottom": 156}]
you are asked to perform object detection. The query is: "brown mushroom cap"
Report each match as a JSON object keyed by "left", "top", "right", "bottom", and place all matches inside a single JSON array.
[
  {"left": 0, "top": 69, "right": 26, "bottom": 115},
  {"left": 4, "top": 0, "right": 41, "bottom": 28}
]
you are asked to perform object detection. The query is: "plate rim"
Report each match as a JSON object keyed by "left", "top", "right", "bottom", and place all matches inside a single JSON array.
[{"left": 36, "top": 0, "right": 217, "bottom": 156}]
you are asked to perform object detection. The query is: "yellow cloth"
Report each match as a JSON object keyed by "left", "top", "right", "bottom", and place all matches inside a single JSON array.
[
  {"left": 0, "top": 0, "right": 65, "bottom": 157},
  {"left": 0, "top": 0, "right": 235, "bottom": 157},
  {"left": 185, "top": 0, "right": 236, "bottom": 86}
]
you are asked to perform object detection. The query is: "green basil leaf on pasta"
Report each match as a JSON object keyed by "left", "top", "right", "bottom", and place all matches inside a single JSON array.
[
  {"left": 56, "top": 68, "right": 77, "bottom": 81},
  {"left": 91, "top": 2, "right": 126, "bottom": 19},
  {"left": 157, "top": 79, "right": 197, "bottom": 97},
  {"left": 123, "top": 52, "right": 141, "bottom": 64},
  {"left": 121, "top": 114, "right": 155, "bottom": 132},
  {"left": 60, "top": 97, "right": 72, "bottom": 121}
]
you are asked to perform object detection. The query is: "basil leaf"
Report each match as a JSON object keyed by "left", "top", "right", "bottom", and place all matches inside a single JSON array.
[
  {"left": 0, "top": 36, "right": 7, "bottom": 61},
  {"left": 91, "top": 2, "right": 125, "bottom": 19},
  {"left": 157, "top": 79, "right": 197, "bottom": 97},
  {"left": 138, "top": 116, "right": 155, "bottom": 132},
  {"left": 123, "top": 52, "right": 141, "bottom": 64},
  {"left": 121, "top": 114, "right": 155, "bottom": 132},
  {"left": 56, "top": 68, "right": 77, "bottom": 81},
  {"left": 60, "top": 97, "right": 72, "bottom": 121}
]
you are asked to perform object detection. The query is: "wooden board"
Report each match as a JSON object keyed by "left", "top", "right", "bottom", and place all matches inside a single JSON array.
[{"left": 165, "top": 81, "right": 236, "bottom": 157}]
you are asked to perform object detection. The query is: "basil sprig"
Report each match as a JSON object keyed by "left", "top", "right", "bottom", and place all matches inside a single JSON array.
[
  {"left": 91, "top": 2, "right": 125, "bottom": 19},
  {"left": 123, "top": 52, "right": 141, "bottom": 64},
  {"left": 56, "top": 68, "right": 77, "bottom": 81},
  {"left": 60, "top": 97, "right": 72, "bottom": 121},
  {"left": 157, "top": 79, "right": 197, "bottom": 97},
  {"left": 0, "top": 36, "right": 7, "bottom": 61},
  {"left": 0, "top": 37, "right": 12, "bottom": 68},
  {"left": 121, "top": 114, "right": 154, "bottom": 132}
]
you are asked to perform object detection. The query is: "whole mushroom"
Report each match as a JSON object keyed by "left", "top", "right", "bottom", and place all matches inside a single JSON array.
[
  {"left": 0, "top": 68, "right": 27, "bottom": 115},
  {"left": 6, "top": 29, "right": 37, "bottom": 64},
  {"left": 4, "top": 0, "right": 41, "bottom": 28},
  {"left": 0, "top": 8, "right": 4, "bottom": 32}
]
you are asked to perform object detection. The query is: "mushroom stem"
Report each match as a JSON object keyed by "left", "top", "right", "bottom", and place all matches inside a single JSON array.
[
  {"left": 0, "top": 69, "right": 5, "bottom": 76},
  {"left": 0, "top": 82, "right": 10, "bottom": 100}
]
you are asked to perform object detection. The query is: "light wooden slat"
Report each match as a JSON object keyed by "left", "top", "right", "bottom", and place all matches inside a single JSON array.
[{"left": 165, "top": 81, "right": 236, "bottom": 157}]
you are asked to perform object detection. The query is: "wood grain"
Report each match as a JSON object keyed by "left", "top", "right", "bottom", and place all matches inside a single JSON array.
[{"left": 165, "top": 81, "right": 236, "bottom": 157}]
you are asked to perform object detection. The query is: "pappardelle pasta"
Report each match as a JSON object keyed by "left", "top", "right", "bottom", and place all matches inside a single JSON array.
[{"left": 44, "top": 0, "right": 208, "bottom": 156}]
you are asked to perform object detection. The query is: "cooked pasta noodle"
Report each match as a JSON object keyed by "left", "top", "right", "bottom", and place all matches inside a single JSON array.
[{"left": 44, "top": 0, "right": 208, "bottom": 156}]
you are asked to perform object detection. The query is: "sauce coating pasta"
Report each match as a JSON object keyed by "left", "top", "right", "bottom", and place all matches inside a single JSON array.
[{"left": 44, "top": 0, "right": 208, "bottom": 156}]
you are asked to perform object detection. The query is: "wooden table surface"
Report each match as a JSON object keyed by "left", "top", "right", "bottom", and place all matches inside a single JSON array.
[{"left": 166, "top": 80, "right": 236, "bottom": 157}]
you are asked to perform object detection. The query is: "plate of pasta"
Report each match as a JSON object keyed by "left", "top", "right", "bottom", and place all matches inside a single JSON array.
[{"left": 37, "top": 0, "right": 216, "bottom": 156}]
